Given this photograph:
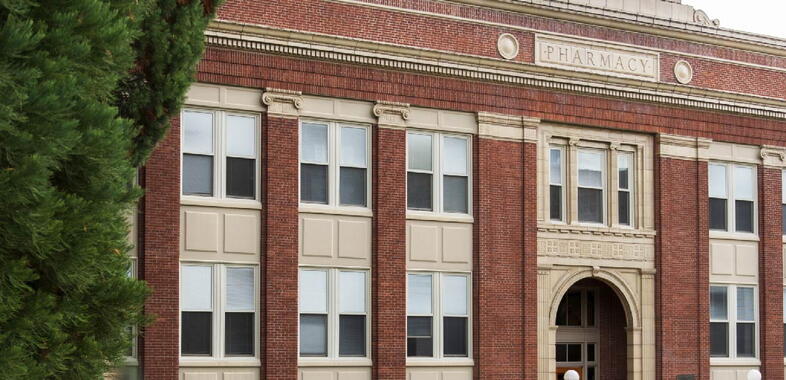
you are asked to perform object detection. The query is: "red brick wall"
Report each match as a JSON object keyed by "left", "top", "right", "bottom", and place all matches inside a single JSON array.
[
  {"left": 262, "top": 115, "right": 299, "bottom": 379},
  {"left": 655, "top": 155, "right": 710, "bottom": 380},
  {"left": 140, "top": 116, "right": 181, "bottom": 379},
  {"left": 758, "top": 167, "right": 784, "bottom": 380},
  {"left": 522, "top": 141, "right": 539, "bottom": 379},
  {"left": 598, "top": 283, "right": 628, "bottom": 380},
  {"left": 371, "top": 126, "right": 407, "bottom": 378},
  {"left": 473, "top": 137, "right": 525, "bottom": 378}
]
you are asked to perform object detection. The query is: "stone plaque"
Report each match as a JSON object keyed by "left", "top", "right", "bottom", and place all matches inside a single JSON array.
[
  {"left": 535, "top": 35, "right": 660, "bottom": 81},
  {"left": 676, "top": 375, "right": 696, "bottom": 380}
]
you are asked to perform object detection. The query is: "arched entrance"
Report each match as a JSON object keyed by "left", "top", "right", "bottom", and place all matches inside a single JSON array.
[{"left": 553, "top": 278, "right": 628, "bottom": 380}]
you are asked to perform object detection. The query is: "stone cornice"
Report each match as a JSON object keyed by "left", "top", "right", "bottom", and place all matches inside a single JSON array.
[
  {"left": 206, "top": 25, "right": 786, "bottom": 121},
  {"left": 261, "top": 87, "right": 303, "bottom": 118},
  {"left": 658, "top": 134, "right": 712, "bottom": 161},
  {"left": 477, "top": 112, "right": 539, "bottom": 143},
  {"left": 373, "top": 101, "right": 410, "bottom": 129},
  {"left": 760, "top": 145, "right": 786, "bottom": 169}
]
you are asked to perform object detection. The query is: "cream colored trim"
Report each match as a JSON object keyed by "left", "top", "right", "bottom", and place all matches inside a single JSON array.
[
  {"left": 181, "top": 196, "right": 263, "bottom": 210},
  {"left": 477, "top": 111, "right": 540, "bottom": 142},
  {"left": 298, "top": 204, "right": 374, "bottom": 217},
  {"left": 186, "top": 83, "right": 264, "bottom": 112},
  {"left": 706, "top": 141, "right": 762, "bottom": 165},
  {"left": 373, "top": 101, "right": 410, "bottom": 129},
  {"left": 262, "top": 87, "right": 303, "bottom": 118},
  {"left": 761, "top": 145, "right": 786, "bottom": 169},
  {"left": 406, "top": 213, "right": 474, "bottom": 224},
  {"left": 300, "top": 96, "right": 376, "bottom": 124},
  {"left": 179, "top": 360, "right": 261, "bottom": 367},
  {"left": 658, "top": 134, "right": 712, "bottom": 161},
  {"left": 406, "top": 359, "right": 475, "bottom": 367},
  {"left": 298, "top": 359, "right": 373, "bottom": 367},
  {"left": 408, "top": 107, "right": 477, "bottom": 135}
]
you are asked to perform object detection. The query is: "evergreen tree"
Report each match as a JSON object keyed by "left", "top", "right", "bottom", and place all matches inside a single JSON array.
[{"left": 0, "top": 0, "right": 220, "bottom": 378}]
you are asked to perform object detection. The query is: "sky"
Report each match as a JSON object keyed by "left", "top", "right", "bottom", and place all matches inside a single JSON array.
[{"left": 685, "top": 0, "right": 786, "bottom": 38}]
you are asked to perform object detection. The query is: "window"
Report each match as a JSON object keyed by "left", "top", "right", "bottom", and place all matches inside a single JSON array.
[
  {"left": 300, "top": 121, "right": 369, "bottom": 208},
  {"left": 182, "top": 109, "right": 259, "bottom": 199},
  {"left": 550, "top": 147, "right": 565, "bottom": 222},
  {"left": 618, "top": 152, "right": 633, "bottom": 226},
  {"left": 709, "top": 163, "right": 756, "bottom": 233},
  {"left": 555, "top": 288, "right": 596, "bottom": 327},
  {"left": 782, "top": 171, "right": 786, "bottom": 235},
  {"left": 556, "top": 343, "right": 597, "bottom": 380},
  {"left": 180, "top": 264, "right": 257, "bottom": 358},
  {"left": 710, "top": 285, "right": 757, "bottom": 359},
  {"left": 299, "top": 268, "right": 369, "bottom": 359},
  {"left": 407, "top": 272, "right": 470, "bottom": 358},
  {"left": 407, "top": 132, "right": 471, "bottom": 214},
  {"left": 577, "top": 150, "right": 605, "bottom": 224}
]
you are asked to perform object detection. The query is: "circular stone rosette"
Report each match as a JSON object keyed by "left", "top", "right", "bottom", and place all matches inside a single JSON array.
[
  {"left": 497, "top": 33, "right": 519, "bottom": 60},
  {"left": 674, "top": 60, "right": 694, "bottom": 84}
]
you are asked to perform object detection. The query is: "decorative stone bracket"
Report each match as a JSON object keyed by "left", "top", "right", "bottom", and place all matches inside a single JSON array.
[
  {"left": 477, "top": 111, "right": 539, "bottom": 143},
  {"left": 658, "top": 133, "right": 711, "bottom": 161},
  {"left": 261, "top": 87, "right": 303, "bottom": 118},
  {"left": 372, "top": 101, "right": 410, "bottom": 129},
  {"left": 761, "top": 145, "right": 786, "bottom": 168}
]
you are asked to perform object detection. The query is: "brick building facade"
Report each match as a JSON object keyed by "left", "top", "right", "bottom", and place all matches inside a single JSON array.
[{"left": 123, "top": 0, "right": 786, "bottom": 379}]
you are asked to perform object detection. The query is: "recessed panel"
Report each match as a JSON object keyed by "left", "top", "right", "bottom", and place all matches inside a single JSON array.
[
  {"left": 302, "top": 218, "right": 334, "bottom": 257},
  {"left": 442, "top": 226, "right": 472, "bottom": 264},
  {"left": 185, "top": 211, "right": 218, "bottom": 252},
  {"left": 410, "top": 224, "right": 439, "bottom": 262},
  {"left": 710, "top": 243, "right": 734, "bottom": 275},
  {"left": 338, "top": 219, "right": 371, "bottom": 260},
  {"left": 224, "top": 214, "right": 258, "bottom": 254}
]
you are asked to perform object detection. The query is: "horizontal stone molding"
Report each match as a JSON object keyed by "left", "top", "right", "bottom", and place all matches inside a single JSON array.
[
  {"left": 537, "top": 236, "right": 655, "bottom": 262},
  {"left": 658, "top": 133, "right": 712, "bottom": 161},
  {"left": 262, "top": 87, "right": 303, "bottom": 118},
  {"left": 477, "top": 112, "right": 539, "bottom": 142},
  {"left": 760, "top": 145, "right": 786, "bottom": 168}
]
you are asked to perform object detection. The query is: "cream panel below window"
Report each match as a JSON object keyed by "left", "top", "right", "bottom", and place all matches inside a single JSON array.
[
  {"left": 185, "top": 83, "right": 264, "bottom": 112},
  {"left": 299, "top": 213, "right": 372, "bottom": 267},
  {"left": 299, "top": 367, "right": 371, "bottom": 380},
  {"left": 180, "top": 206, "right": 261, "bottom": 262},
  {"left": 783, "top": 246, "right": 786, "bottom": 285},
  {"left": 407, "top": 367, "right": 473, "bottom": 380},
  {"left": 710, "top": 366, "right": 759, "bottom": 380},
  {"left": 710, "top": 240, "right": 758, "bottom": 284},
  {"left": 407, "top": 220, "right": 472, "bottom": 271},
  {"left": 180, "top": 368, "right": 259, "bottom": 380}
]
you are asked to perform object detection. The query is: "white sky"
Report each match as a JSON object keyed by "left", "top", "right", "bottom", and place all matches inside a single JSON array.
[{"left": 685, "top": 0, "right": 786, "bottom": 38}]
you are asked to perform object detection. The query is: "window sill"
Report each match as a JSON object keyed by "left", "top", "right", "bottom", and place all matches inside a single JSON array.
[
  {"left": 406, "top": 358, "right": 475, "bottom": 367},
  {"left": 179, "top": 358, "right": 261, "bottom": 367},
  {"left": 537, "top": 223, "right": 656, "bottom": 238},
  {"left": 406, "top": 212, "right": 474, "bottom": 224},
  {"left": 181, "top": 196, "right": 262, "bottom": 210},
  {"left": 124, "top": 358, "right": 138, "bottom": 366},
  {"left": 710, "top": 358, "right": 760, "bottom": 367},
  {"left": 298, "top": 358, "right": 373, "bottom": 367},
  {"left": 299, "top": 204, "right": 373, "bottom": 217},
  {"left": 709, "top": 231, "right": 759, "bottom": 241}
]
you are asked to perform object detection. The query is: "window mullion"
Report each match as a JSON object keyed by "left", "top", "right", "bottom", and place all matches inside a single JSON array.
[
  {"left": 435, "top": 134, "right": 442, "bottom": 214},
  {"left": 435, "top": 273, "right": 442, "bottom": 359},
  {"left": 215, "top": 264, "right": 223, "bottom": 359},
  {"left": 609, "top": 148, "right": 619, "bottom": 227},
  {"left": 216, "top": 112, "right": 224, "bottom": 199}
]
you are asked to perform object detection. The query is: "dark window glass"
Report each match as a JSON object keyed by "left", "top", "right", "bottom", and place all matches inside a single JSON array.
[
  {"left": 782, "top": 204, "right": 786, "bottom": 235},
  {"left": 226, "top": 157, "right": 255, "bottom": 199},
  {"left": 443, "top": 175, "right": 468, "bottom": 213},
  {"left": 181, "top": 312, "right": 212, "bottom": 355},
  {"left": 225, "top": 312, "right": 253, "bottom": 356},
  {"left": 736, "top": 323, "right": 755, "bottom": 357},
  {"left": 556, "top": 344, "right": 567, "bottom": 362},
  {"left": 586, "top": 291, "right": 595, "bottom": 327},
  {"left": 710, "top": 322, "right": 729, "bottom": 357},
  {"left": 556, "top": 291, "right": 582, "bottom": 326},
  {"left": 301, "top": 164, "right": 328, "bottom": 204},
  {"left": 587, "top": 343, "right": 595, "bottom": 362},
  {"left": 339, "top": 315, "right": 366, "bottom": 357},
  {"left": 709, "top": 198, "right": 728, "bottom": 230},
  {"left": 407, "top": 172, "right": 432, "bottom": 211},
  {"left": 550, "top": 185, "right": 562, "bottom": 221},
  {"left": 407, "top": 316, "right": 433, "bottom": 357},
  {"left": 299, "top": 314, "right": 327, "bottom": 356},
  {"left": 587, "top": 366, "right": 596, "bottom": 380},
  {"left": 735, "top": 200, "right": 754, "bottom": 233},
  {"left": 619, "top": 191, "right": 630, "bottom": 225},
  {"left": 443, "top": 317, "right": 468, "bottom": 356},
  {"left": 183, "top": 154, "right": 213, "bottom": 196},
  {"left": 339, "top": 167, "right": 366, "bottom": 206},
  {"left": 578, "top": 188, "right": 603, "bottom": 223},
  {"left": 567, "top": 344, "right": 582, "bottom": 362}
]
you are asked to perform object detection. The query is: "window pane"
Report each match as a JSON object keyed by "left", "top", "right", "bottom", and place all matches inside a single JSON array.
[
  {"left": 556, "top": 344, "right": 567, "bottom": 362},
  {"left": 567, "top": 344, "right": 582, "bottom": 362},
  {"left": 408, "top": 133, "right": 432, "bottom": 171},
  {"left": 443, "top": 275, "right": 468, "bottom": 316},
  {"left": 736, "top": 323, "right": 755, "bottom": 357},
  {"left": 443, "top": 175, "right": 468, "bottom": 213},
  {"left": 226, "top": 157, "right": 255, "bottom": 198},
  {"left": 735, "top": 200, "right": 754, "bottom": 233},
  {"left": 225, "top": 312, "right": 254, "bottom": 356},
  {"left": 710, "top": 286, "right": 728, "bottom": 320},
  {"left": 710, "top": 322, "right": 729, "bottom": 357},
  {"left": 339, "top": 167, "right": 366, "bottom": 206},
  {"left": 183, "top": 111, "right": 213, "bottom": 154},
  {"left": 183, "top": 154, "right": 213, "bottom": 196},
  {"left": 709, "top": 164, "right": 727, "bottom": 198},
  {"left": 734, "top": 166, "right": 754, "bottom": 200},
  {"left": 407, "top": 316, "right": 433, "bottom": 357},
  {"left": 443, "top": 317, "right": 468, "bottom": 356},
  {"left": 407, "top": 172, "right": 432, "bottom": 210},
  {"left": 301, "top": 123, "right": 328, "bottom": 163},
  {"left": 737, "top": 287, "right": 754, "bottom": 321},
  {"left": 181, "top": 311, "right": 212, "bottom": 355},
  {"left": 226, "top": 267, "right": 254, "bottom": 311},
  {"left": 443, "top": 136, "right": 468, "bottom": 175},
  {"left": 587, "top": 367, "right": 596, "bottom": 380},
  {"left": 709, "top": 198, "right": 728, "bottom": 231},
  {"left": 618, "top": 153, "right": 631, "bottom": 189},
  {"left": 300, "top": 164, "right": 328, "bottom": 204},
  {"left": 182, "top": 266, "right": 212, "bottom": 311},
  {"left": 566, "top": 292, "right": 582, "bottom": 326},
  {"left": 340, "top": 126, "right": 366, "bottom": 167},
  {"left": 299, "top": 314, "right": 327, "bottom": 356},
  {"left": 339, "top": 315, "right": 366, "bottom": 356},
  {"left": 339, "top": 271, "right": 366, "bottom": 314},
  {"left": 550, "top": 185, "right": 562, "bottom": 221},
  {"left": 782, "top": 204, "right": 786, "bottom": 235},
  {"left": 587, "top": 343, "right": 595, "bottom": 362},
  {"left": 619, "top": 191, "right": 630, "bottom": 225},
  {"left": 578, "top": 188, "right": 603, "bottom": 223},
  {"left": 299, "top": 270, "right": 327, "bottom": 313},
  {"left": 407, "top": 274, "right": 432, "bottom": 315},
  {"left": 226, "top": 115, "right": 255, "bottom": 157},
  {"left": 550, "top": 148, "right": 562, "bottom": 185},
  {"left": 578, "top": 150, "right": 603, "bottom": 188},
  {"left": 586, "top": 291, "right": 595, "bottom": 327}
]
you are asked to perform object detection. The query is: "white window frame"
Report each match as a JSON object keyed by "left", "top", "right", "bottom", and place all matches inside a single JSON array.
[
  {"left": 616, "top": 151, "right": 635, "bottom": 228},
  {"left": 549, "top": 146, "right": 566, "bottom": 223},
  {"left": 179, "top": 263, "right": 260, "bottom": 364},
  {"left": 782, "top": 170, "right": 785, "bottom": 236},
  {"left": 297, "top": 267, "right": 372, "bottom": 364},
  {"left": 180, "top": 108, "right": 261, "bottom": 203},
  {"left": 576, "top": 148, "right": 607, "bottom": 226},
  {"left": 708, "top": 163, "right": 758, "bottom": 235},
  {"left": 406, "top": 271, "right": 473, "bottom": 363},
  {"left": 298, "top": 120, "right": 372, "bottom": 212},
  {"left": 125, "top": 259, "right": 138, "bottom": 367},
  {"left": 406, "top": 131, "right": 472, "bottom": 217},
  {"left": 709, "top": 284, "right": 759, "bottom": 362}
]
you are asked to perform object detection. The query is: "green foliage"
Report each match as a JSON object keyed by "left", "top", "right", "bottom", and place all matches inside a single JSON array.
[{"left": 0, "top": 0, "right": 221, "bottom": 378}]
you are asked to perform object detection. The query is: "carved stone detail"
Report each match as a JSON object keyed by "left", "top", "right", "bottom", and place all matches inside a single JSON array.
[
  {"left": 373, "top": 101, "right": 410, "bottom": 129},
  {"left": 674, "top": 60, "right": 694, "bottom": 85},
  {"left": 262, "top": 88, "right": 303, "bottom": 117},
  {"left": 497, "top": 33, "right": 520, "bottom": 60},
  {"left": 760, "top": 145, "right": 786, "bottom": 168},
  {"left": 538, "top": 237, "right": 655, "bottom": 262},
  {"left": 693, "top": 9, "right": 720, "bottom": 27},
  {"left": 658, "top": 133, "right": 711, "bottom": 161}
]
